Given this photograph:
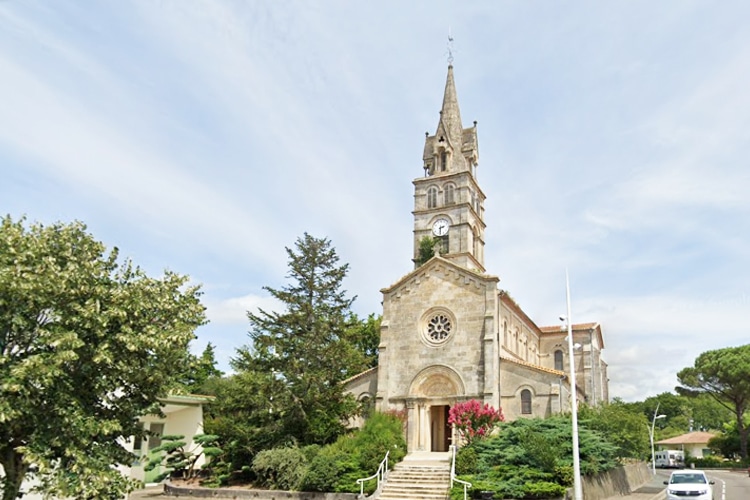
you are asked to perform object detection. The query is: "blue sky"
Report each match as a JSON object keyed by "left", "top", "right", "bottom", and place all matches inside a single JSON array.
[{"left": 2, "top": 1, "right": 749, "bottom": 402}]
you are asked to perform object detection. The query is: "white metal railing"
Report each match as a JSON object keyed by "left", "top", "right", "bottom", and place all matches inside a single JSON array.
[
  {"left": 450, "top": 445, "right": 472, "bottom": 500},
  {"left": 355, "top": 450, "right": 389, "bottom": 498}
]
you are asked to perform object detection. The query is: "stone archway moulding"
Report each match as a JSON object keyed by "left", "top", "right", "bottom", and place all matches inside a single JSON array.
[{"left": 409, "top": 365, "right": 466, "bottom": 398}]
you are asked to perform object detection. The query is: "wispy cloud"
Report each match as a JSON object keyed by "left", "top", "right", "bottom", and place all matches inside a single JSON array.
[{"left": 2, "top": 1, "right": 749, "bottom": 399}]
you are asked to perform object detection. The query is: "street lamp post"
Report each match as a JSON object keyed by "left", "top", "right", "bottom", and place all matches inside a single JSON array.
[
  {"left": 564, "top": 270, "right": 583, "bottom": 500},
  {"left": 649, "top": 403, "right": 667, "bottom": 475}
]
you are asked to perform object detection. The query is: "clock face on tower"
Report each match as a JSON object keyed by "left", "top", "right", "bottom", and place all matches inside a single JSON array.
[{"left": 432, "top": 217, "right": 450, "bottom": 236}]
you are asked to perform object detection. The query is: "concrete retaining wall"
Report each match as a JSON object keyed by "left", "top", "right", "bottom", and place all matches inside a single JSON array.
[
  {"left": 164, "top": 483, "right": 358, "bottom": 499},
  {"left": 164, "top": 463, "right": 651, "bottom": 500},
  {"left": 579, "top": 462, "right": 651, "bottom": 499}
]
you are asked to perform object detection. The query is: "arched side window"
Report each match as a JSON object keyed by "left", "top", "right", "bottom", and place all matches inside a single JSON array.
[
  {"left": 521, "top": 389, "right": 532, "bottom": 415},
  {"left": 554, "top": 350, "right": 564, "bottom": 371},
  {"left": 427, "top": 186, "right": 438, "bottom": 209},
  {"left": 445, "top": 184, "right": 455, "bottom": 205}
]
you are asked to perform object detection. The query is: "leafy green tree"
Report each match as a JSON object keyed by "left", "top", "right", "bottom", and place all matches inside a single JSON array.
[
  {"left": 0, "top": 216, "right": 205, "bottom": 500},
  {"left": 346, "top": 313, "right": 380, "bottom": 370},
  {"left": 180, "top": 342, "right": 224, "bottom": 394},
  {"left": 578, "top": 399, "right": 650, "bottom": 459},
  {"left": 415, "top": 236, "right": 438, "bottom": 266},
  {"left": 233, "top": 233, "right": 363, "bottom": 446},
  {"left": 202, "top": 371, "right": 282, "bottom": 485},
  {"left": 688, "top": 393, "right": 734, "bottom": 432},
  {"left": 708, "top": 421, "right": 742, "bottom": 459},
  {"left": 676, "top": 344, "right": 750, "bottom": 460}
]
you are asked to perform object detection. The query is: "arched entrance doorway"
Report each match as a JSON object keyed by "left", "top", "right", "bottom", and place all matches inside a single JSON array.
[
  {"left": 430, "top": 405, "right": 451, "bottom": 452},
  {"left": 407, "top": 366, "right": 465, "bottom": 452}
]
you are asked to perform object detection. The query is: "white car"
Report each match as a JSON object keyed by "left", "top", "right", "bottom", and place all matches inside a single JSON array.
[{"left": 663, "top": 470, "right": 714, "bottom": 500}]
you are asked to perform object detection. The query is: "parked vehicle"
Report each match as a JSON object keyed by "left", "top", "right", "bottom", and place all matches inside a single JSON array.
[
  {"left": 654, "top": 449, "right": 685, "bottom": 468},
  {"left": 663, "top": 470, "right": 714, "bottom": 500}
]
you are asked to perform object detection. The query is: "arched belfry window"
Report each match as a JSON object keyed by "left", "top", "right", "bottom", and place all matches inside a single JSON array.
[
  {"left": 445, "top": 184, "right": 455, "bottom": 205},
  {"left": 521, "top": 389, "right": 532, "bottom": 415},
  {"left": 427, "top": 186, "right": 438, "bottom": 209},
  {"left": 554, "top": 350, "right": 564, "bottom": 371},
  {"left": 440, "top": 150, "right": 448, "bottom": 172}
]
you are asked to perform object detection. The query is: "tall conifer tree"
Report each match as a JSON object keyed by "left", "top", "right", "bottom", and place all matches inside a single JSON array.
[{"left": 233, "top": 233, "right": 364, "bottom": 445}]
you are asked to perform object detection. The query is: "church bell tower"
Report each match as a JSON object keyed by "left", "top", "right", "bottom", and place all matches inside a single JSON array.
[{"left": 413, "top": 65, "right": 485, "bottom": 272}]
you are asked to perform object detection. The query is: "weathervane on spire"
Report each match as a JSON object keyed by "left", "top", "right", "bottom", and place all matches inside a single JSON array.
[{"left": 447, "top": 27, "right": 454, "bottom": 65}]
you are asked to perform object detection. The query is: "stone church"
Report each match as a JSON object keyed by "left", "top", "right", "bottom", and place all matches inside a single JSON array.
[{"left": 345, "top": 64, "right": 608, "bottom": 453}]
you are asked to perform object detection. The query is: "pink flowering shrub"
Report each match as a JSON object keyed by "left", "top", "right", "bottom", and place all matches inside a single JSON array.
[{"left": 448, "top": 400, "right": 504, "bottom": 444}]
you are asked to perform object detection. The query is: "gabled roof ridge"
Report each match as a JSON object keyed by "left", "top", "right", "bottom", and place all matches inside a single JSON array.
[
  {"left": 341, "top": 366, "right": 378, "bottom": 385},
  {"left": 381, "top": 255, "right": 498, "bottom": 294}
]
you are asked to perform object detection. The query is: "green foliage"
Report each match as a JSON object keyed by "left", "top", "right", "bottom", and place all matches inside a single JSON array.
[
  {"left": 521, "top": 481, "right": 567, "bottom": 498},
  {"left": 578, "top": 400, "right": 650, "bottom": 459},
  {"left": 179, "top": 342, "right": 224, "bottom": 394},
  {"left": 232, "top": 233, "right": 365, "bottom": 447},
  {"left": 455, "top": 446, "right": 478, "bottom": 475},
  {"left": 346, "top": 313, "right": 381, "bottom": 370},
  {"left": 202, "top": 371, "right": 283, "bottom": 485},
  {"left": 707, "top": 419, "right": 749, "bottom": 459},
  {"left": 451, "top": 466, "right": 566, "bottom": 499},
  {"left": 251, "top": 447, "right": 308, "bottom": 491},
  {"left": 677, "top": 344, "right": 750, "bottom": 459},
  {"left": 0, "top": 216, "right": 205, "bottom": 500},
  {"left": 301, "top": 411, "right": 406, "bottom": 493},
  {"left": 145, "top": 434, "right": 222, "bottom": 482},
  {"left": 451, "top": 415, "right": 618, "bottom": 499},
  {"left": 685, "top": 455, "right": 725, "bottom": 468},
  {"left": 416, "top": 236, "right": 438, "bottom": 266},
  {"left": 689, "top": 393, "right": 735, "bottom": 432},
  {"left": 300, "top": 447, "right": 361, "bottom": 493},
  {"left": 353, "top": 412, "right": 405, "bottom": 468}
]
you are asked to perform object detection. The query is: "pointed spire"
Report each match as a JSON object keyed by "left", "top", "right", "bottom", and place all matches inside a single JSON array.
[{"left": 437, "top": 65, "right": 464, "bottom": 151}]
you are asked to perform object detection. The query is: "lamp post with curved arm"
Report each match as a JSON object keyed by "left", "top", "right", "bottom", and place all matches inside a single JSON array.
[{"left": 650, "top": 403, "right": 667, "bottom": 475}]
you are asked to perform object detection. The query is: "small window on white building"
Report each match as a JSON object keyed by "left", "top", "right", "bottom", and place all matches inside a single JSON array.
[{"left": 148, "top": 422, "right": 165, "bottom": 451}]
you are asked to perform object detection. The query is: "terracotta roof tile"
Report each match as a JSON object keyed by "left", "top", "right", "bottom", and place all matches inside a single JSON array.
[
  {"left": 499, "top": 355, "right": 566, "bottom": 377},
  {"left": 656, "top": 431, "right": 717, "bottom": 445},
  {"left": 341, "top": 366, "right": 378, "bottom": 385},
  {"left": 539, "top": 322, "right": 599, "bottom": 333}
]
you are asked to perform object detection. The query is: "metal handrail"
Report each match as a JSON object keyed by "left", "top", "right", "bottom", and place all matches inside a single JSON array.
[
  {"left": 355, "top": 450, "right": 389, "bottom": 498},
  {"left": 450, "top": 445, "right": 472, "bottom": 500}
]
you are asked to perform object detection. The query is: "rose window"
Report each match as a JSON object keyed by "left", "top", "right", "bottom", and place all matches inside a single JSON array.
[{"left": 427, "top": 314, "right": 452, "bottom": 342}]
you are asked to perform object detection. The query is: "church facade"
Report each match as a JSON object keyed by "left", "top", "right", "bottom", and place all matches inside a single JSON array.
[{"left": 344, "top": 65, "right": 608, "bottom": 453}]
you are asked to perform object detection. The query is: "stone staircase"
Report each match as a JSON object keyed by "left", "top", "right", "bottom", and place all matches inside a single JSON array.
[{"left": 376, "top": 453, "right": 451, "bottom": 500}]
